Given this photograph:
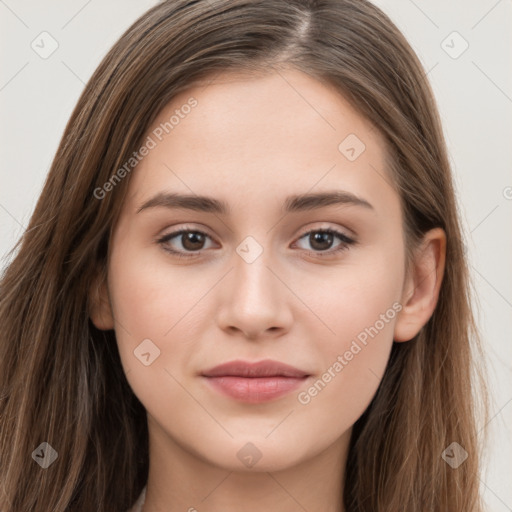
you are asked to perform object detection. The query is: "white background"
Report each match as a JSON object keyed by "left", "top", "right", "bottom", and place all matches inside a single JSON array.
[{"left": 0, "top": 1, "right": 511, "bottom": 509}]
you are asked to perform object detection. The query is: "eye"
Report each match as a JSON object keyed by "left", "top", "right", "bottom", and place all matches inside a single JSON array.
[
  {"left": 293, "top": 228, "right": 356, "bottom": 257},
  {"left": 157, "top": 228, "right": 215, "bottom": 259}
]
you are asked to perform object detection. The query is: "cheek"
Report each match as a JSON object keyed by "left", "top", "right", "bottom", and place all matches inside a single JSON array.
[
  {"left": 295, "top": 315, "right": 396, "bottom": 439},
  {"left": 295, "top": 251, "right": 402, "bottom": 422},
  {"left": 107, "top": 243, "right": 206, "bottom": 417},
  {"left": 108, "top": 238, "right": 200, "bottom": 339},
  {"left": 107, "top": 236, "right": 210, "bottom": 392},
  {"left": 297, "top": 243, "right": 403, "bottom": 345},
  {"left": 296, "top": 333, "right": 392, "bottom": 438}
]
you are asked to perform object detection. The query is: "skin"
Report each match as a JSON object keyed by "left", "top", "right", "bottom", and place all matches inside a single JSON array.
[{"left": 90, "top": 68, "right": 446, "bottom": 512}]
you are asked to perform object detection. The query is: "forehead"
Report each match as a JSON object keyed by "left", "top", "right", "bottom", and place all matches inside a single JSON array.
[
  {"left": 162, "top": 68, "right": 381, "bottom": 155},
  {"left": 124, "top": 68, "right": 395, "bottom": 215}
]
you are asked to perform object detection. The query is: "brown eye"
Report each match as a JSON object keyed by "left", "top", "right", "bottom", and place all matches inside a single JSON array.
[
  {"left": 309, "top": 231, "right": 335, "bottom": 251},
  {"left": 180, "top": 231, "right": 206, "bottom": 251},
  {"left": 157, "top": 229, "right": 214, "bottom": 257},
  {"left": 294, "top": 228, "right": 355, "bottom": 257}
]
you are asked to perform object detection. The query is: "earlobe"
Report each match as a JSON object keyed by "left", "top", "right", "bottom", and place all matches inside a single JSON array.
[
  {"left": 88, "top": 269, "right": 115, "bottom": 331},
  {"left": 393, "top": 228, "right": 446, "bottom": 342}
]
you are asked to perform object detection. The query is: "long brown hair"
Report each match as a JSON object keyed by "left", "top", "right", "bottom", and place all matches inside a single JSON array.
[{"left": 0, "top": 0, "right": 489, "bottom": 510}]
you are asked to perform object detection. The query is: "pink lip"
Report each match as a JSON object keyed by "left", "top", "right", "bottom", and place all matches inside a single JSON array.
[{"left": 201, "top": 359, "right": 310, "bottom": 403}]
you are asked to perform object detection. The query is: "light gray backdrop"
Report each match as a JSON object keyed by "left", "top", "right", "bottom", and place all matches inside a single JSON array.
[{"left": 0, "top": 0, "right": 510, "bottom": 509}]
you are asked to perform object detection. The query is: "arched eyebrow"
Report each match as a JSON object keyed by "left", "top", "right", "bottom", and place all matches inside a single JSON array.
[{"left": 136, "top": 191, "right": 374, "bottom": 215}]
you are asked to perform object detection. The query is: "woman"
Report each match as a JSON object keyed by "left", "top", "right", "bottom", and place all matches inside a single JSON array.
[{"left": 0, "top": 0, "right": 488, "bottom": 510}]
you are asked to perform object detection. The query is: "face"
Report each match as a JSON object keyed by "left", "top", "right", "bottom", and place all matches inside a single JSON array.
[{"left": 94, "top": 68, "right": 412, "bottom": 472}]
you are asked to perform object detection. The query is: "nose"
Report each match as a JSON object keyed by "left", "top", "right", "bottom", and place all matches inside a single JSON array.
[{"left": 215, "top": 244, "right": 293, "bottom": 340}]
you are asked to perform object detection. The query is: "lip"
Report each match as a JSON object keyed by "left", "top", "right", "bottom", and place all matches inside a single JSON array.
[
  {"left": 202, "top": 359, "right": 309, "bottom": 378},
  {"left": 201, "top": 359, "right": 310, "bottom": 403}
]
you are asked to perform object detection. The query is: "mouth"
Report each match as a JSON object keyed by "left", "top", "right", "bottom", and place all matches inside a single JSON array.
[{"left": 200, "top": 359, "right": 311, "bottom": 403}]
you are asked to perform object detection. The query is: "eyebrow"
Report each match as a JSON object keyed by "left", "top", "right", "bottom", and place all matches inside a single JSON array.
[{"left": 136, "top": 190, "right": 374, "bottom": 215}]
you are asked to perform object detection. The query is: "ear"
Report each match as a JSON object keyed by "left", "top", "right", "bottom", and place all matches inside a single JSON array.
[
  {"left": 394, "top": 227, "right": 446, "bottom": 342},
  {"left": 88, "top": 267, "right": 115, "bottom": 330}
]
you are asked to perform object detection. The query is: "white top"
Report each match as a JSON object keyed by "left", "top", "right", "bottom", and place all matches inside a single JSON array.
[{"left": 126, "top": 486, "right": 146, "bottom": 512}]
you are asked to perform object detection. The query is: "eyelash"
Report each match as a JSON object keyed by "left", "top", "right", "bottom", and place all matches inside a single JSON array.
[{"left": 156, "top": 226, "right": 356, "bottom": 260}]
